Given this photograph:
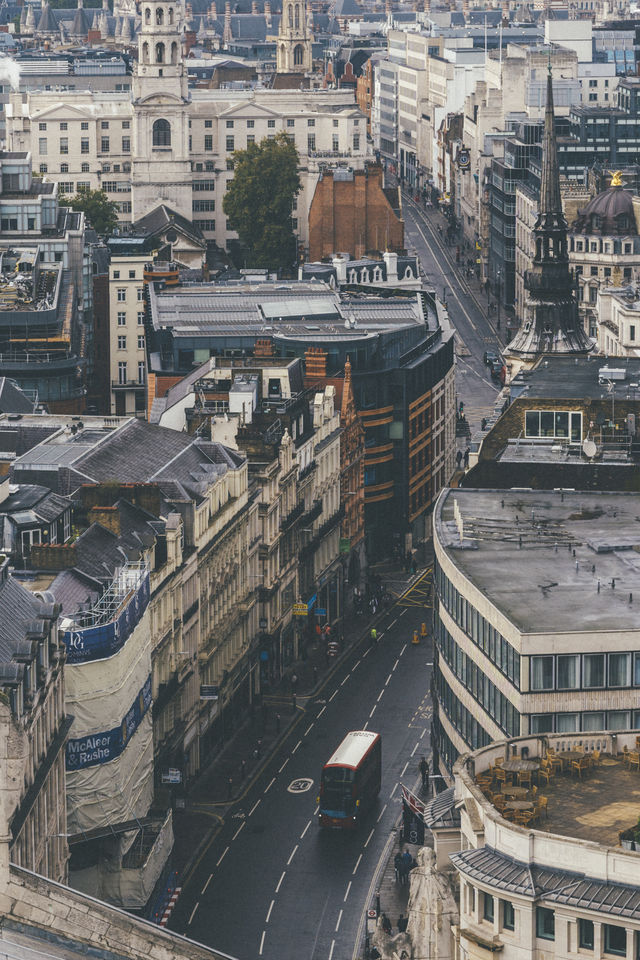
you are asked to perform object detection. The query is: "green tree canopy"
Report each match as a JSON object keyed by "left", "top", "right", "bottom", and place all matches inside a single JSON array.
[
  {"left": 223, "top": 132, "right": 301, "bottom": 272},
  {"left": 59, "top": 189, "right": 119, "bottom": 237}
]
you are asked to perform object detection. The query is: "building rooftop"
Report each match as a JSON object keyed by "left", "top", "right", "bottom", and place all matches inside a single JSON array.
[
  {"left": 510, "top": 355, "right": 640, "bottom": 401},
  {"left": 435, "top": 488, "right": 640, "bottom": 636}
]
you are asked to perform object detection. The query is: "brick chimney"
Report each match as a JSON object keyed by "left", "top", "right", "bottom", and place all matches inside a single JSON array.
[
  {"left": 252, "top": 0, "right": 258, "bottom": 12},
  {"left": 254, "top": 338, "right": 274, "bottom": 357},
  {"left": 89, "top": 505, "right": 121, "bottom": 537},
  {"left": 264, "top": 0, "right": 272, "bottom": 26},
  {"left": 30, "top": 543, "right": 77, "bottom": 571}
]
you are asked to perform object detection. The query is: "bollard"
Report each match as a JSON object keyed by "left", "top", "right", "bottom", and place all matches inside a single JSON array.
[
  {"left": 412, "top": 629, "right": 420, "bottom": 645},
  {"left": 420, "top": 621, "right": 427, "bottom": 637}
]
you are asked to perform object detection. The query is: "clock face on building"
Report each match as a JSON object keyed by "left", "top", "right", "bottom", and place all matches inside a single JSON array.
[{"left": 166, "top": 229, "right": 178, "bottom": 243}]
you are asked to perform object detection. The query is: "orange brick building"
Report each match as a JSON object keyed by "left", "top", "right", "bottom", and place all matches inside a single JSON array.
[
  {"left": 308, "top": 163, "right": 405, "bottom": 261},
  {"left": 356, "top": 58, "right": 374, "bottom": 137}
]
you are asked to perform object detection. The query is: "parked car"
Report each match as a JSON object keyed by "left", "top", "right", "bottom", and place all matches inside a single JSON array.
[
  {"left": 483, "top": 349, "right": 501, "bottom": 366},
  {"left": 490, "top": 359, "right": 506, "bottom": 383}
]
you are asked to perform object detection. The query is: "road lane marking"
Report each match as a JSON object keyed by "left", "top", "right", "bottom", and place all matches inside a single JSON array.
[
  {"left": 399, "top": 609, "right": 407, "bottom": 617},
  {"left": 369, "top": 705, "right": 377, "bottom": 718},
  {"left": 188, "top": 902, "right": 199, "bottom": 925},
  {"left": 317, "top": 706, "right": 326, "bottom": 718},
  {"left": 389, "top": 618, "right": 398, "bottom": 628},
  {"left": 266, "top": 900, "right": 274, "bottom": 923},
  {"left": 292, "top": 740, "right": 302, "bottom": 754},
  {"left": 392, "top": 659, "right": 399, "bottom": 671},
  {"left": 362, "top": 648, "right": 371, "bottom": 658},
  {"left": 249, "top": 799, "right": 261, "bottom": 817},
  {"left": 390, "top": 783, "right": 398, "bottom": 798},
  {"left": 344, "top": 880, "right": 352, "bottom": 901},
  {"left": 364, "top": 829, "right": 374, "bottom": 848},
  {"left": 301, "top": 819, "right": 312, "bottom": 839},
  {"left": 259, "top": 931, "right": 265, "bottom": 955},
  {"left": 279, "top": 758, "right": 289, "bottom": 773},
  {"left": 329, "top": 940, "right": 336, "bottom": 960},
  {"left": 276, "top": 871, "right": 285, "bottom": 893},
  {"left": 329, "top": 690, "right": 337, "bottom": 701},
  {"left": 401, "top": 761, "right": 409, "bottom": 777},
  {"left": 411, "top": 742, "right": 419, "bottom": 757},
  {"left": 287, "top": 844, "right": 299, "bottom": 866},
  {"left": 304, "top": 723, "right": 314, "bottom": 736},
  {"left": 362, "top": 722, "right": 368, "bottom": 730},
  {"left": 420, "top": 728, "right": 427, "bottom": 739},
  {"left": 353, "top": 854, "right": 362, "bottom": 875},
  {"left": 335, "top": 910, "right": 343, "bottom": 932},
  {"left": 264, "top": 777, "right": 276, "bottom": 794},
  {"left": 232, "top": 822, "right": 245, "bottom": 840},
  {"left": 202, "top": 874, "right": 213, "bottom": 894},
  {"left": 354, "top": 659, "right": 361, "bottom": 667},
  {"left": 216, "top": 846, "right": 229, "bottom": 867},
  {"left": 377, "top": 690, "right": 384, "bottom": 702},
  {"left": 377, "top": 803, "right": 387, "bottom": 823},
  {"left": 400, "top": 643, "right": 407, "bottom": 655},
  {"left": 341, "top": 677, "right": 348, "bottom": 686}
]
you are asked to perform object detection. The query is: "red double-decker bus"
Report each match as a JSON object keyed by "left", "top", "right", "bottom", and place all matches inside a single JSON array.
[{"left": 318, "top": 731, "right": 382, "bottom": 829}]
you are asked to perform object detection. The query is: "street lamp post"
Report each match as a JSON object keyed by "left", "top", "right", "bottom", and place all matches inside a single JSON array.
[{"left": 496, "top": 269, "right": 502, "bottom": 331}]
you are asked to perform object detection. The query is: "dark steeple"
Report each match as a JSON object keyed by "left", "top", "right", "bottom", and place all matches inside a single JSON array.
[{"left": 505, "top": 62, "right": 593, "bottom": 363}]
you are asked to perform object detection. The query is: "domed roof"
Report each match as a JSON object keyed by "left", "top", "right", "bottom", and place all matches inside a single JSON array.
[{"left": 573, "top": 179, "right": 637, "bottom": 236}]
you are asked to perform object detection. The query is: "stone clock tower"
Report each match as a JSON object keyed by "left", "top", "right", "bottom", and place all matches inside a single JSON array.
[{"left": 276, "top": 0, "right": 313, "bottom": 74}]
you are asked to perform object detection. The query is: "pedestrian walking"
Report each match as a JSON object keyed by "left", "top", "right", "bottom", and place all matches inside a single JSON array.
[
  {"left": 401, "top": 849, "right": 413, "bottom": 884},
  {"left": 240, "top": 758, "right": 246, "bottom": 780},
  {"left": 253, "top": 746, "right": 259, "bottom": 762},
  {"left": 291, "top": 692, "right": 297, "bottom": 713},
  {"left": 394, "top": 851, "right": 403, "bottom": 882},
  {"left": 381, "top": 914, "right": 392, "bottom": 936},
  {"left": 420, "top": 756, "right": 430, "bottom": 792},
  {"left": 291, "top": 672, "right": 298, "bottom": 692},
  {"left": 257, "top": 738, "right": 263, "bottom": 759},
  {"left": 227, "top": 776, "right": 233, "bottom": 799},
  {"left": 397, "top": 914, "right": 408, "bottom": 933},
  {"left": 456, "top": 450, "right": 462, "bottom": 469},
  {"left": 464, "top": 447, "right": 470, "bottom": 468},
  {"left": 276, "top": 712, "right": 281, "bottom": 733},
  {"left": 370, "top": 627, "right": 377, "bottom": 646}
]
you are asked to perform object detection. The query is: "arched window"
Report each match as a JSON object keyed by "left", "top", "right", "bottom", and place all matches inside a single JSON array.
[
  {"left": 153, "top": 118, "right": 171, "bottom": 147},
  {"left": 168, "top": 6, "right": 174, "bottom": 22},
  {"left": 171, "top": 41, "right": 178, "bottom": 62},
  {"left": 294, "top": 3, "right": 299, "bottom": 27},
  {"left": 156, "top": 41, "right": 165, "bottom": 62},
  {"left": 145, "top": 6, "right": 151, "bottom": 21},
  {"left": 288, "top": 4, "right": 293, "bottom": 26},
  {"left": 293, "top": 43, "right": 303, "bottom": 65},
  {"left": 156, "top": 6, "right": 164, "bottom": 24},
  {"left": 142, "top": 40, "right": 149, "bottom": 62}
]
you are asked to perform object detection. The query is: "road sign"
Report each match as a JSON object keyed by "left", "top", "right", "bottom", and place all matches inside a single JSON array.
[
  {"left": 200, "top": 685, "right": 219, "bottom": 700},
  {"left": 162, "top": 769, "right": 182, "bottom": 784},
  {"left": 315, "top": 607, "right": 327, "bottom": 617},
  {"left": 293, "top": 603, "right": 308, "bottom": 616}
]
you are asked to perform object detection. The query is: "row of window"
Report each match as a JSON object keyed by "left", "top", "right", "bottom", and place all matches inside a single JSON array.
[
  {"left": 531, "top": 652, "right": 640, "bottom": 691},
  {"left": 436, "top": 617, "right": 520, "bottom": 738},
  {"left": 480, "top": 895, "right": 625, "bottom": 955},
  {"left": 117, "top": 361, "right": 145, "bottom": 384},
  {"left": 524, "top": 409, "right": 582, "bottom": 442},
  {"left": 116, "top": 311, "right": 145, "bottom": 325},
  {"left": 116, "top": 335, "right": 145, "bottom": 350},
  {"left": 435, "top": 668, "right": 492, "bottom": 753},
  {"left": 530, "top": 708, "right": 640, "bottom": 734},
  {"left": 434, "top": 561, "right": 521, "bottom": 688},
  {"left": 38, "top": 121, "right": 130, "bottom": 131},
  {"left": 116, "top": 288, "right": 144, "bottom": 302}
]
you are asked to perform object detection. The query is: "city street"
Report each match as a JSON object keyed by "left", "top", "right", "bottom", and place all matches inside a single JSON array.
[
  {"left": 168, "top": 577, "right": 434, "bottom": 960},
  {"left": 402, "top": 195, "right": 505, "bottom": 433}
]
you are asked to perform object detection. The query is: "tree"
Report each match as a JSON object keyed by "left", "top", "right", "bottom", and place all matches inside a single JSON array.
[
  {"left": 223, "top": 132, "right": 301, "bottom": 272},
  {"left": 59, "top": 189, "right": 119, "bottom": 237}
]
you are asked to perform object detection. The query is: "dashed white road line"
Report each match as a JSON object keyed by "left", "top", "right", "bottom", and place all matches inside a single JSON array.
[
  {"left": 188, "top": 902, "right": 199, "bottom": 925},
  {"left": 292, "top": 740, "right": 302, "bottom": 754},
  {"left": 389, "top": 618, "right": 398, "bottom": 629},
  {"left": 362, "top": 648, "right": 371, "bottom": 658},
  {"left": 364, "top": 829, "right": 374, "bottom": 848},
  {"left": 249, "top": 799, "right": 261, "bottom": 816},
  {"left": 411, "top": 742, "right": 419, "bottom": 757},
  {"left": 232, "top": 822, "right": 245, "bottom": 841},
  {"left": 390, "top": 782, "right": 398, "bottom": 799},
  {"left": 353, "top": 854, "right": 362, "bottom": 875},
  {"left": 329, "top": 939, "right": 336, "bottom": 960},
  {"left": 399, "top": 609, "right": 407, "bottom": 617},
  {"left": 201, "top": 874, "right": 213, "bottom": 895},
  {"left": 420, "top": 728, "right": 427, "bottom": 740},
  {"left": 377, "top": 803, "right": 387, "bottom": 823},
  {"left": 301, "top": 819, "right": 312, "bottom": 839},
  {"left": 335, "top": 910, "right": 343, "bottom": 932},
  {"left": 304, "top": 723, "right": 314, "bottom": 736},
  {"left": 266, "top": 900, "right": 274, "bottom": 923},
  {"left": 369, "top": 705, "right": 377, "bottom": 718},
  {"left": 341, "top": 677, "right": 349, "bottom": 686},
  {"left": 344, "top": 881, "right": 352, "bottom": 902},
  {"left": 275, "top": 871, "right": 286, "bottom": 894},
  {"left": 216, "top": 847, "right": 229, "bottom": 867},
  {"left": 400, "top": 643, "right": 408, "bottom": 655},
  {"left": 279, "top": 758, "right": 289, "bottom": 774},
  {"left": 376, "top": 690, "right": 384, "bottom": 702},
  {"left": 362, "top": 721, "right": 368, "bottom": 730},
  {"left": 287, "top": 844, "right": 299, "bottom": 866},
  {"left": 401, "top": 761, "right": 409, "bottom": 777},
  {"left": 385, "top": 674, "right": 392, "bottom": 686},
  {"left": 259, "top": 931, "right": 266, "bottom": 955},
  {"left": 354, "top": 659, "right": 361, "bottom": 668},
  {"left": 264, "top": 777, "right": 276, "bottom": 794},
  {"left": 392, "top": 659, "right": 399, "bottom": 671},
  {"left": 329, "top": 690, "right": 337, "bottom": 702},
  {"left": 317, "top": 706, "right": 326, "bottom": 718}
]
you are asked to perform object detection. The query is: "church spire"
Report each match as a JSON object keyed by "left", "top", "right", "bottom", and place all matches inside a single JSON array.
[{"left": 538, "top": 62, "right": 565, "bottom": 233}]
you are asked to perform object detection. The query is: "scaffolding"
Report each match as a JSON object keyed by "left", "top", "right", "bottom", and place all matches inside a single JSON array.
[{"left": 67, "top": 561, "right": 149, "bottom": 631}]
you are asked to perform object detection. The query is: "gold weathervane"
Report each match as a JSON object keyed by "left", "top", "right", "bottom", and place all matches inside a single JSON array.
[{"left": 610, "top": 170, "right": 624, "bottom": 187}]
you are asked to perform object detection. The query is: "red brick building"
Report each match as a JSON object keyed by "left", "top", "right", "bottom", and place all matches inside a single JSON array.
[{"left": 308, "top": 163, "right": 405, "bottom": 261}]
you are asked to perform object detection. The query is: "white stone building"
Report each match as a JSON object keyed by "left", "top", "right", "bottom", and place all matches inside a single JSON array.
[
  {"left": 6, "top": 0, "right": 370, "bottom": 251},
  {"left": 109, "top": 254, "right": 148, "bottom": 416}
]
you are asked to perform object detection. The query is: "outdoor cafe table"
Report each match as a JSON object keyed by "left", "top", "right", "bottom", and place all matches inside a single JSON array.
[
  {"left": 500, "top": 785, "right": 529, "bottom": 798},
  {"left": 504, "top": 800, "right": 534, "bottom": 811},
  {"left": 501, "top": 758, "right": 540, "bottom": 782},
  {"left": 556, "top": 750, "right": 586, "bottom": 771}
]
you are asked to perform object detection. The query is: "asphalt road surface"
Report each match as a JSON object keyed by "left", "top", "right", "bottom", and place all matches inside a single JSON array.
[
  {"left": 169, "top": 573, "right": 434, "bottom": 960},
  {"left": 403, "top": 195, "right": 503, "bottom": 432}
]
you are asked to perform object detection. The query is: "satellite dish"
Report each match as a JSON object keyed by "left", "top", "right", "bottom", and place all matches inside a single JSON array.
[{"left": 583, "top": 439, "right": 597, "bottom": 459}]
